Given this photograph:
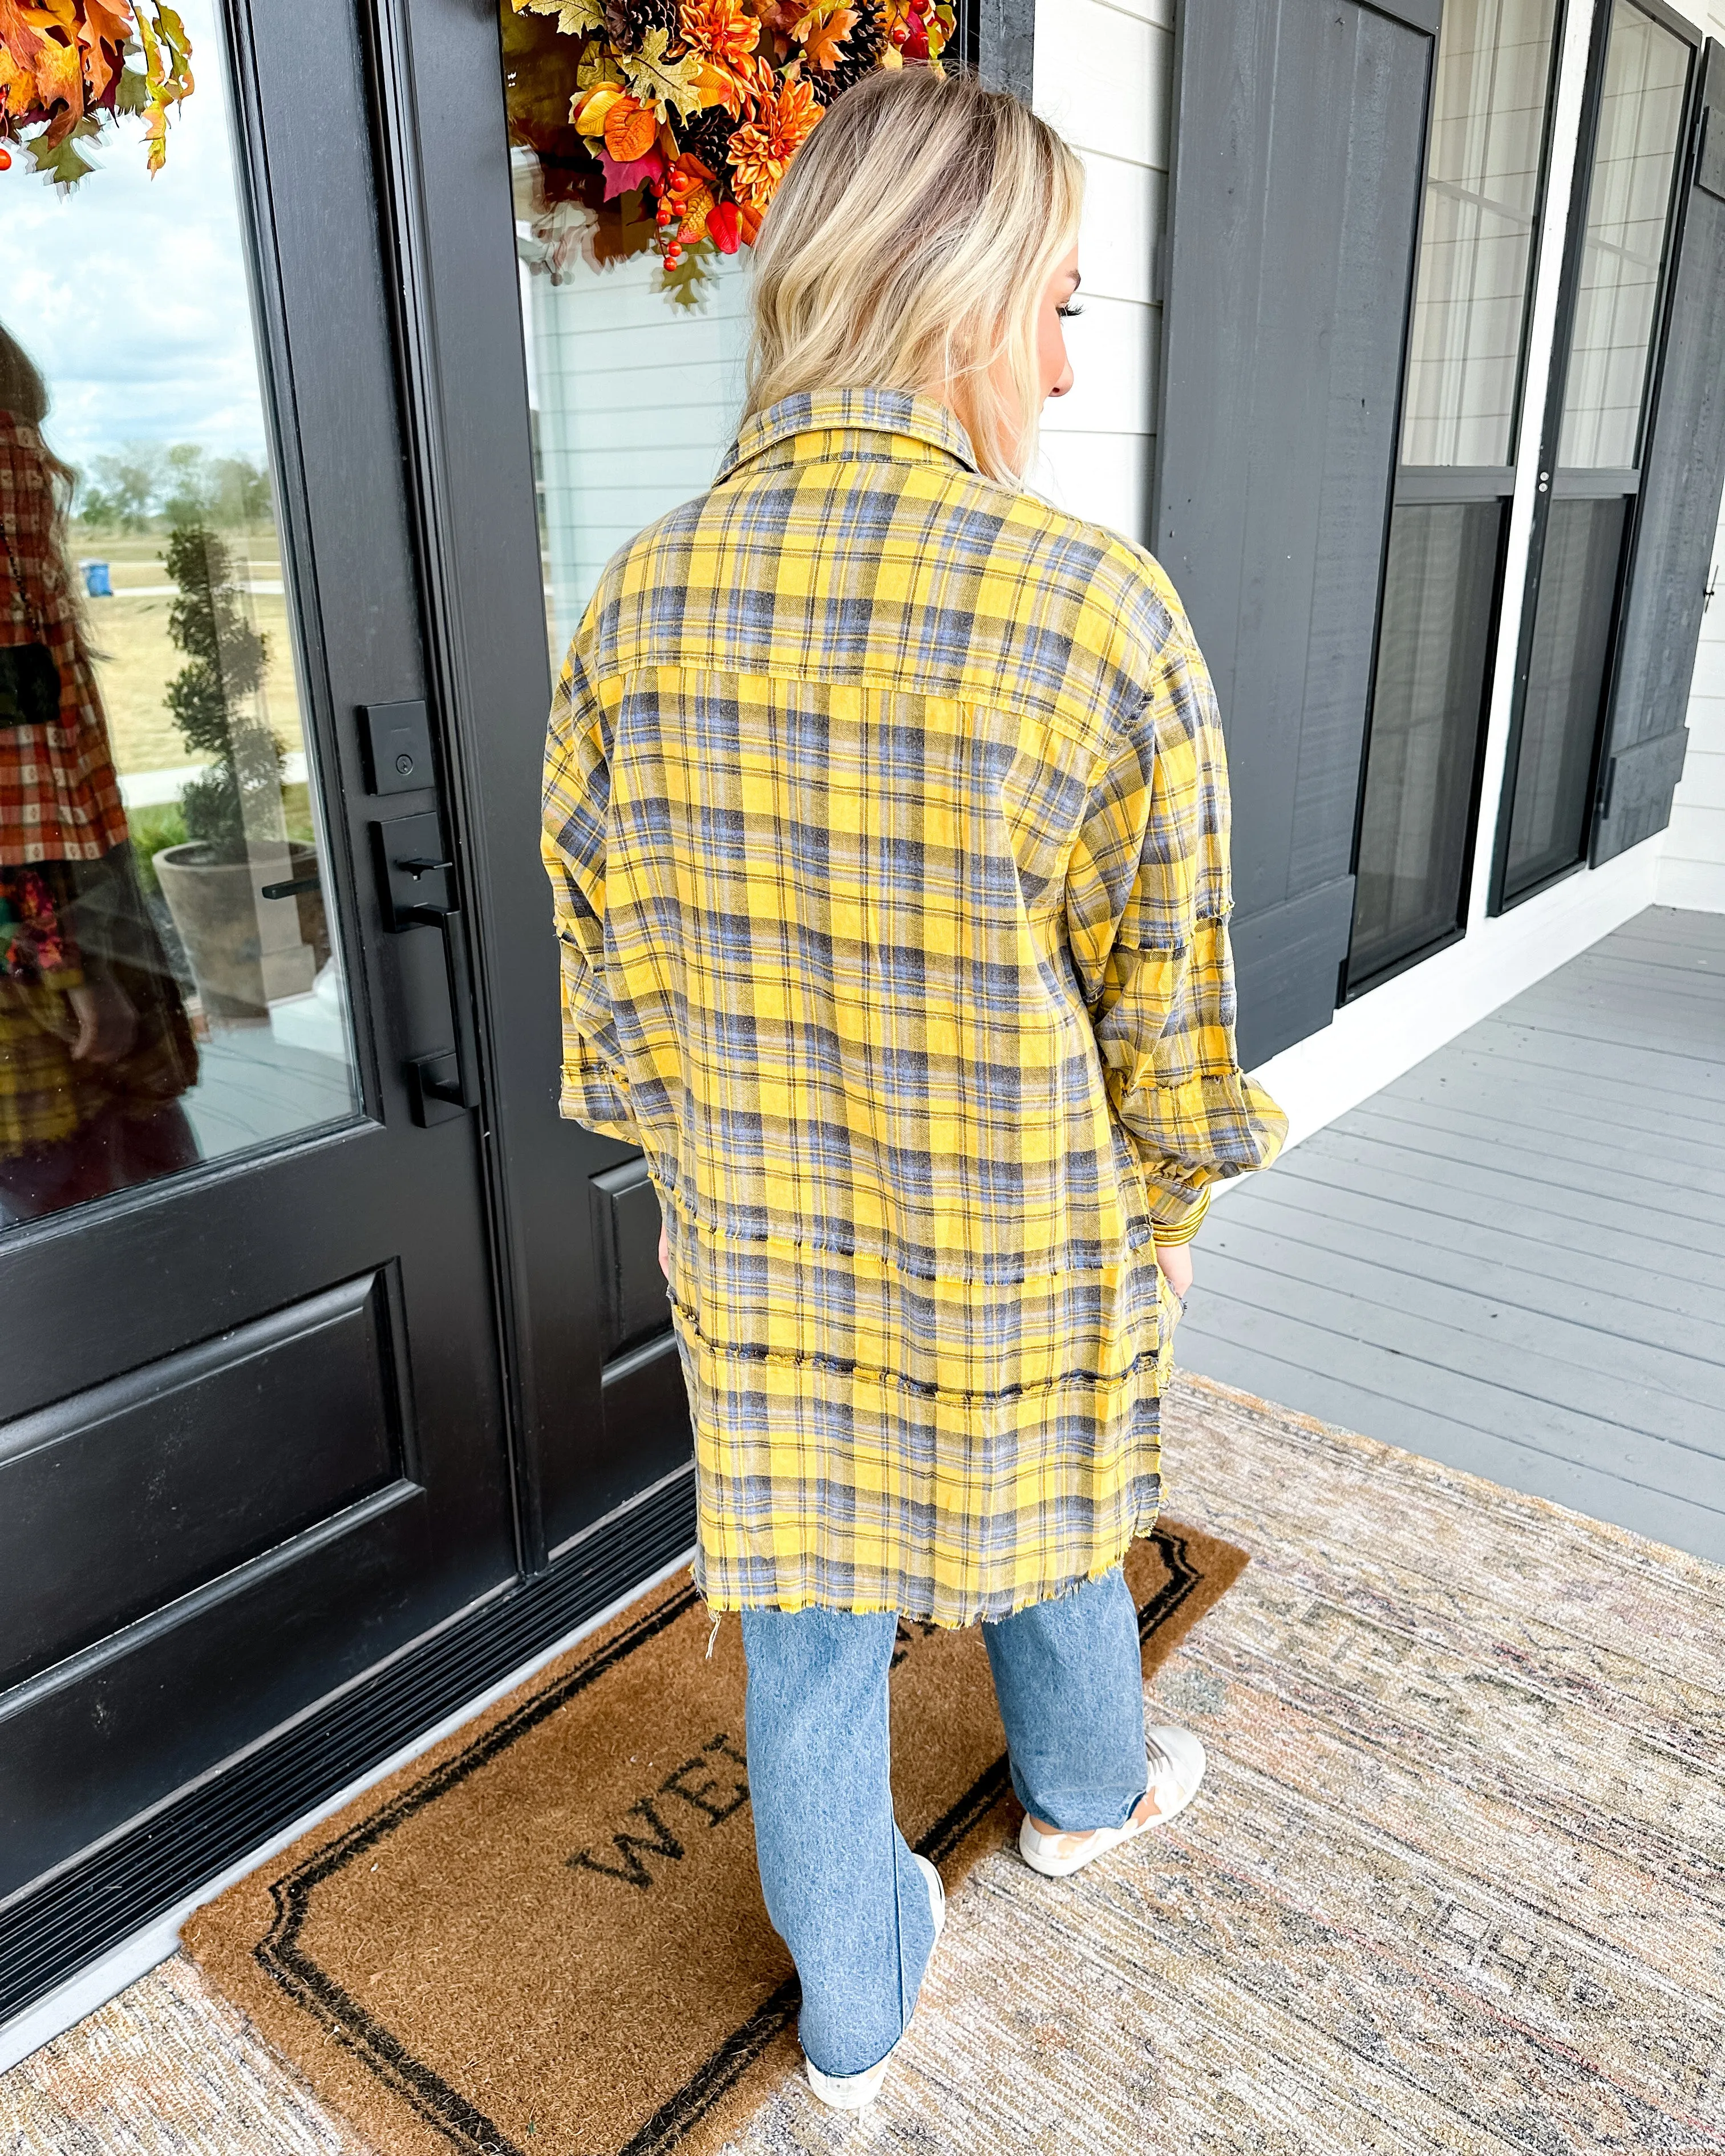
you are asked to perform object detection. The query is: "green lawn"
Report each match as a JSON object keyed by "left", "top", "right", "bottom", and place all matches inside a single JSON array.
[{"left": 70, "top": 522, "right": 305, "bottom": 777}]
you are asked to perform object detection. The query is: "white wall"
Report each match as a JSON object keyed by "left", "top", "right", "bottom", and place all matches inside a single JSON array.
[
  {"left": 1031, "top": 0, "right": 1172, "bottom": 544},
  {"left": 1657, "top": 0, "right": 1725, "bottom": 912},
  {"left": 1661, "top": 500, "right": 1725, "bottom": 911}
]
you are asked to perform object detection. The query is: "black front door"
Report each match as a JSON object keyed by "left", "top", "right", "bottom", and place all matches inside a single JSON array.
[
  {"left": 0, "top": 0, "right": 527, "bottom": 1937},
  {"left": 1, "top": 0, "right": 705, "bottom": 2026}
]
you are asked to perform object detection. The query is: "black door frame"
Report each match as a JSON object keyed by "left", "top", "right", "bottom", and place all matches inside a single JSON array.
[{"left": 1487, "top": 0, "right": 1703, "bottom": 913}]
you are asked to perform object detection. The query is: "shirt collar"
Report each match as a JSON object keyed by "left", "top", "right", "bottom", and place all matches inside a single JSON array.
[{"left": 717, "top": 388, "right": 979, "bottom": 481}]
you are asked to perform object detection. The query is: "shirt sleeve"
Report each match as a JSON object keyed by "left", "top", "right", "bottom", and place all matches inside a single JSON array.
[
  {"left": 541, "top": 637, "right": 641, "bottom": 1146},
  {"left": 1063, "top": 614, "right": 1287, "bottom": 1237}
]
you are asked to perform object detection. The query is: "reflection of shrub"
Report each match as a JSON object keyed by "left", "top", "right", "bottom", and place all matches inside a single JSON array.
[
  {"left": 163, "top": 522, "right": 283, "bottom": 864},
  {"left": 127, "top": 802, "right": 187, "bottom": 899}
]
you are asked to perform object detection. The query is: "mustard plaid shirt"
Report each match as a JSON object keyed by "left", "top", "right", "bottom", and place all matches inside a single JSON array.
[{"left": 543, "top": 389, "right": 1286, "bottom": 1626}]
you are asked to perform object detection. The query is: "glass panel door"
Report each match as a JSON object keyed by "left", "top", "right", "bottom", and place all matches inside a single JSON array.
[
  {"left": 1346, "top": 0, "right": 1560, "bottom": 992},
  {"left": 0, "top": 0, "right": 358, "bottom": 1227},
  {"left": 500, "top": 4, "right": 759, "bottom": 668},
  {"left": 0, "top": 0, "right": 520, "bottom": 1926},
  {"left": 1496, "top": 0, "right": 1691, "bottom": 907}
]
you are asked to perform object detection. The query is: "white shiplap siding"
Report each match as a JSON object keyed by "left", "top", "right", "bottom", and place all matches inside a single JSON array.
[
  {"left": 1032, "top": 0, "right": 1172, "bottom": 545},
  {"left": 1653, "top": 0, "right": 1725, "bottom": 912},
  {"left": 1658, "top": 495, "right": 1725, "bottom": 913}
]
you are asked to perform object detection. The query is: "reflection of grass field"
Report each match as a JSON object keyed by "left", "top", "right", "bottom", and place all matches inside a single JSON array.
[{"left": 68, "top": 523, "right": 305, "bottom": 777}]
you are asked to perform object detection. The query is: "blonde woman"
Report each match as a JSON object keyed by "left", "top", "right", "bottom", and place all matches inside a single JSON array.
[{"left": 543, "top": 69, "right": 1285, "bottom": 2109}]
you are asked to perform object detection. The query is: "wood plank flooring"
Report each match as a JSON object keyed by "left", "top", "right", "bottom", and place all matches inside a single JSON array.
[{"left": 1178, "top": 904, "right": 1725, "bottom": 1564}]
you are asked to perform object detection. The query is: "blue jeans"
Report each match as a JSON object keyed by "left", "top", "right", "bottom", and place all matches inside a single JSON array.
[{"left": 741, "top": 1565, "right": 1148, "bottom": 2077}]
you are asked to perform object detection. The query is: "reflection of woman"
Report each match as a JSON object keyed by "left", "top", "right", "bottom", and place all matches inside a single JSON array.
[
  {"left": 0, "top": 326, "right": 199, "bottom": 1224},
  {"left": 545, "top": 75, "right": 1286, "bottom": 2110}
]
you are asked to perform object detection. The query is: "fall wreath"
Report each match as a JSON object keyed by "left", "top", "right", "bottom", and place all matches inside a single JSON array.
[
  {"left": 0, "top": 1, "right": 192, "bottom": 184},
  {"left": 503, "top": 0, "right": 954, "bottom": 302}
]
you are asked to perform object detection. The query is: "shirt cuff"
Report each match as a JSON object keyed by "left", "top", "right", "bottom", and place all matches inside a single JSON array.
[{"left": 1152, "top": 1186, "right": 1211, "bottom": 1247}]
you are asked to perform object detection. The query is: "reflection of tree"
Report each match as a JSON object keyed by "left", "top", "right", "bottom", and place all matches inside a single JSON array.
[
  {"left": 163, "top": 524, "right": 283, "bottom": 862},
  {"left": 76, "top": 442, "right": 272, "bottom": 531}
]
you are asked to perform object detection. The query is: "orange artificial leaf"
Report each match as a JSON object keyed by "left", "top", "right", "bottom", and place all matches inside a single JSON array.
[
  {"left": 665, "top": 147, "right": 717, "bottom": 237},
  {"left": 602, "top": 91, "right": 657, "bottom": 160},
  {"left": 800, "top": 3, "right": 857, "bottom": 71},
  {"left": 675, "top": 179, "right": 715, "bottom": 241},
  {"left": 573, "top": 80, "right": 622, "bottom": 132},
  {"left": 0, "top": 0, "right": 47, "bottom": 73}
]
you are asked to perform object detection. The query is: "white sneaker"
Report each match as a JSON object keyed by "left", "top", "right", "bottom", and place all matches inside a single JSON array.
[
  {"left": 1018, "top": 1726, "right": 1208, "bottom": 1879},
  {"left": 803, "top": 1853, "right": 946, "bottom": 2110}
]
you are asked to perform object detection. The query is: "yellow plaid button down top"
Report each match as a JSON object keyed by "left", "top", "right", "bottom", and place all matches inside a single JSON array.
[{"left": 544, "top": 390, "right": 1286, "bottom": 1626}]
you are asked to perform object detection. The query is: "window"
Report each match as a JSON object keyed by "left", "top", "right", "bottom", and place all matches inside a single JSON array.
[
  {"left": 1496, "top": 0, "right": 1691, "bottom": 908},
  {"left": 1346, "top": 0, "right": 1561, "bottom": 993}
]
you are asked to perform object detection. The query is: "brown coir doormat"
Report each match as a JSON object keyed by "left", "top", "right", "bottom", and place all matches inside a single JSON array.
[{"left": 186, "top": 1521, "right": 1246, "bottom": 2156}]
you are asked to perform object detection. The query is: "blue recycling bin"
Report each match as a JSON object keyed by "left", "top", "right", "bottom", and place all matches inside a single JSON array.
[{"left": 83, "top": 561, "right": 112, "bottom": 598}]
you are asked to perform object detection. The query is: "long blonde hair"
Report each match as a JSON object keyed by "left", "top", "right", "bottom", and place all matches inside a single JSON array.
[{"left": 744, "top": 70, "right": 1083, "bottom": 487}]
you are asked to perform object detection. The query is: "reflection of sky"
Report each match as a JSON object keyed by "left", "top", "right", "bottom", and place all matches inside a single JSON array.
[{"left": 0, "top": 0, "right": 269, "bottom": 476}]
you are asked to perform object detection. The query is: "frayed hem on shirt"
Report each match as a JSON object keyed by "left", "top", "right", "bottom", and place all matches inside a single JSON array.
[{"left": 692, "top": 1513, "right": 1164, "bottom": 1632}]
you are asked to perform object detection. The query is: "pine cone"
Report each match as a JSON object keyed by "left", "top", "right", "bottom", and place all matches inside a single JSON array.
[
  {"left": 683, "top": 104, "right": 739, "bottom": 172},
  {"left": 811, "top": 0, "right": 886, "bottom": 101},
  {"left": 607, "top": 0, "right": 679, "bottom": 51}
]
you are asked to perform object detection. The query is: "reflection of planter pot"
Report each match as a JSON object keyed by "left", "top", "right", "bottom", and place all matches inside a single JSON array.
[{"left": 153, "top": 840, "right": 330, "bottom": 1023}]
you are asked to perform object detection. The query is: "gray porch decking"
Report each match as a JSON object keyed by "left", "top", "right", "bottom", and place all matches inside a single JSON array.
[{"left": 1178, "top": 905, "right": 1725, "bottom": 1566}]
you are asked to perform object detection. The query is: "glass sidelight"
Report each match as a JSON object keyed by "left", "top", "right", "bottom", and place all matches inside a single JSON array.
[
  {"left": 1496, "top": 0, "right": 1692, "bottom": 907},
  {"left": 499, "top": 6, "right": 752, "bottom": 668},
  {"left": 0, "top": 0, "right": 358, "bottom": 1229},
  {"left": 1346, "top": 0, "right": 1561, "bottom": 992}
]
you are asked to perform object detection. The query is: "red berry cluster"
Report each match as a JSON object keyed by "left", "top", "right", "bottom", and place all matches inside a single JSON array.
[{"left": 888, "top": 3, "right": 931, "bottom": 60}]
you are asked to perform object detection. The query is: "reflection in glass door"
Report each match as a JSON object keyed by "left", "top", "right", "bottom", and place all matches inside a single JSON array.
[
  {"left": 501, "top": 6, "right": 752, "bottom": 668},
  {"left": 1496, "top": 0, "right": 1692, "bottom": 905},
  {"left": 1346, "top": 0, "right": 1560, "bottom": 992},
  {"left": 0, "top": 0, "right": 358, "bottom": 1230}
]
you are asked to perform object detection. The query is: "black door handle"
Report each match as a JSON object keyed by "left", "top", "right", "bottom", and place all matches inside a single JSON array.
[
  {"left": 400, "top": 897, "right": 481, "bottom": 1122},
  {"left": 371, "top": 810, "right": 481, "bottom": 1125}
]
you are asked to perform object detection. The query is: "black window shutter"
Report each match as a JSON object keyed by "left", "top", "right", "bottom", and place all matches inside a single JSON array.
[
  {"left": 1155, "top": 0, "right": 1436, "bottom": 1066},
  {"left": 1593, "top": 38, "right": 1725, "bottom": 867}
]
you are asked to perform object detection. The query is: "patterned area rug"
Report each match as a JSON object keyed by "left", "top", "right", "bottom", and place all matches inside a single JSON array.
[{"left": 5, "top": 1373, "right": 1722, "bottom": 2155}]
